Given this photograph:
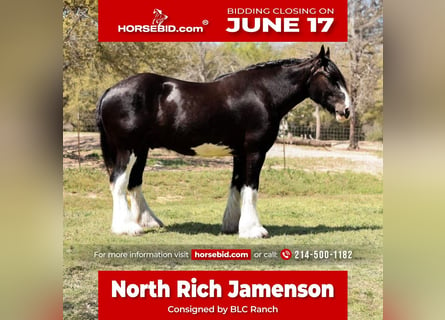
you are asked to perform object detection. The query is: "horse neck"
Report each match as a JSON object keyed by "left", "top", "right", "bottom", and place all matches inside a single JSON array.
[{"left": 264, "top": 64, "right": 313, "bottom": 118}]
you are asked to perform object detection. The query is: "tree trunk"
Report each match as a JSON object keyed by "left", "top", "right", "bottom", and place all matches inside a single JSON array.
[
  {"left": 315, "top": 104, "right": 321, "bottom": 140},
  {"left": 348, "top": 113, "right": 359, "bottom": 150},
  {"left": 348, "top": 47, "right": 360, "bottom": 150},
  {"left": 348, "top": 83, "right": 360, "bottom": 150}
]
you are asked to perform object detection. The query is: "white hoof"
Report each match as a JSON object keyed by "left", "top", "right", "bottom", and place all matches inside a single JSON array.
[
  {"left": 239, "top": 226, "right": 269, "bottom": 239},
  {"left": 112, "top": 221, "right": 144, "bottom": 236},
  {"left": 139, "top": 211, "right": 164, "bottom": 228}
]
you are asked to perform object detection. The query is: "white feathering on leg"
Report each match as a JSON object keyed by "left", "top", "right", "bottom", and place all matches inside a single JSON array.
[
  {"left": 238, "top": 186, "right": 268, "bottom": 238},
  {"left": 222, "top": 186, "right": 241, "bottom": 233},
  {"left": 129, "top": 186, "right": 163, "bottom": 228},
  {"left": 110, "top": 154, "right": 143, "bottom": 235}
]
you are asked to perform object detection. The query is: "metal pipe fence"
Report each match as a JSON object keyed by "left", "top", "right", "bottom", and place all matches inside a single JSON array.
[{"left": 284, "top": 125, "right": 365, "bottom": 141}]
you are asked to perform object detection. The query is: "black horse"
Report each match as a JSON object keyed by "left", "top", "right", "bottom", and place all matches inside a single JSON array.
[{"left": 96, "top": 46, "right": 350, "bottom": 238}]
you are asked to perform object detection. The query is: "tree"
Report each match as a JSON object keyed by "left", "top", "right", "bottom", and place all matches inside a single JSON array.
[
  {"left": 176, "top": 42, "right": 278, "bottom": 82},
  {"left": 346, "top": 0, "right": 383, "bottom": 149},
  {"left": 63, "top": 0, "right": 185, "bottom": 129},
  {"left": 176, "top": 43, "right": 234, "bottom": 81}
]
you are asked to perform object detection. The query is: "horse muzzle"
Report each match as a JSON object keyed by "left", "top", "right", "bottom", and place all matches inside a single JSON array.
[{"left": 335, "top": 106, "right": 350, "bottom": 122}]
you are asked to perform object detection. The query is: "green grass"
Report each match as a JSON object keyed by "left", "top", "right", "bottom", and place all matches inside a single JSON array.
[{"left": 63, "top": 160, "right": 382, "bottom": 320}]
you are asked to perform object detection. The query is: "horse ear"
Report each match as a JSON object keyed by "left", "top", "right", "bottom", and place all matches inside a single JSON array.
[
  {"left": 316, "top": 45, "right": 329, "bottom": 68},
  {"left": 318, "top": 45, "right": 326, "bottom": 58},
  {"left": 326, "top": 47, "right": 330, "bottom": 58}
]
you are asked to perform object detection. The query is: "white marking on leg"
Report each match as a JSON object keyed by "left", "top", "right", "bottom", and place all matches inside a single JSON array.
[
  {"left": 192, "top": 143, "right": 233, "bottom": 157},
  {"left": 110, "top": 154, "right": 143, "bottom": 235},
  {"left": 238, "top": 186, "right": 268, "bottom": 238},
  {"left": 222, "top": 186, "right": 241, "bottom": 233},
  {"left": 129, "top": 186, "right": 164, "bottom": 228}
]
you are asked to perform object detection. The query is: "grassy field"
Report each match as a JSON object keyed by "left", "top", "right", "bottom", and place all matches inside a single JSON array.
[{"left": 63, "top": 156, "right": 383, "bottom": 319}]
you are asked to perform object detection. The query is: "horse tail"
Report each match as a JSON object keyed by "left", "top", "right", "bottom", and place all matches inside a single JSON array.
[{"left": 96, "top": 88, "right": 115, "bottom": 175}]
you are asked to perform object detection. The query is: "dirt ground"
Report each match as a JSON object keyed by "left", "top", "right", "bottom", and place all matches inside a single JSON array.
[
  {"left": 63, "top": 132, "right": 383, "bottom": 176},
  {"left": 267, "top": 141, "right": 383, "bottom": 176}
]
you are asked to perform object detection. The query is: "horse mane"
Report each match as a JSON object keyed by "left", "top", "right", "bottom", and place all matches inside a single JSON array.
[
  {"left": 323, "top": 59, "right": 348, "bottom": 88},
  {"left": 244, "top": 58, "right": 309, "bottom": 71},
  {"left": 214, "top": 55, "right": 347, "bottom": 88},
  {"left": 214, "top": 58, "right": 311, "bottom": 81}
]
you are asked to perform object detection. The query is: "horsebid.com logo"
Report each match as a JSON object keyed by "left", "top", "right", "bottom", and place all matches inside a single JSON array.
[{"left": 117, "top": 8, "right": 205, "bottom": 33}]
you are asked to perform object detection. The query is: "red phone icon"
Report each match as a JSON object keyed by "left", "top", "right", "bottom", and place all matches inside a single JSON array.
[{"left": 280, "top": 249, "right": 292, "bottom": 260}]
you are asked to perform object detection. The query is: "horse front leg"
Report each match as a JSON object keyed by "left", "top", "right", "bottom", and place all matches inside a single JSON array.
[
  {"left": 222, "top": 154, "right": 245, "bottom": 234},
  {"left": 238, "top": 151, "right": 269, "bottom": 238}
]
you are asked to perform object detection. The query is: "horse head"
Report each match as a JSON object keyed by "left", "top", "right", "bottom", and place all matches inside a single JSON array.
[{"left": 307, "top": 46, "right": 351, "bottom": 122}]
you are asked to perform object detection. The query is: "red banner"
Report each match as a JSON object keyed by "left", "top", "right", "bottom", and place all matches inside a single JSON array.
[
  {"left": 98, "top": 271, "right": 348, "bottom": 319},
  {"left": 98, "top": 0, "right": 348, "bottom": 42}
]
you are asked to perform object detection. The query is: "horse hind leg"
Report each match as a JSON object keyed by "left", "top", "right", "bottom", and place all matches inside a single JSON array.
[
  {"left": 128, "top": 149, "right": 164, "bottom": 229},
  {"left": 110, "top": 151, "right": 144, "bottom": 235}
]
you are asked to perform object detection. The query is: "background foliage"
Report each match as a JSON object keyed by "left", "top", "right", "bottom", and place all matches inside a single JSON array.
[{"left": 63, "top": 0, "right": 383, "bottom": 141}]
